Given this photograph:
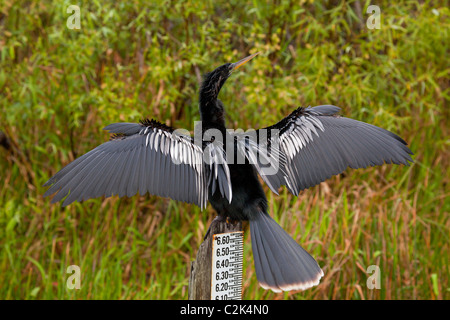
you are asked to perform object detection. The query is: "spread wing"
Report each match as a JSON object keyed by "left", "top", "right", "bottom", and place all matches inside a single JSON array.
[
  {"left": 240, "top": 105, "right": 413, "bottom": 195},
  {"left": 44, "top": 119, "right": 232, "bottom": 209}
]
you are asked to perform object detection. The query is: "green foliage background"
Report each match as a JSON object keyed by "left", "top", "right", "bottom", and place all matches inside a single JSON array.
[{"left": 0, "top": 0, "right": 448, "bottom": 299}]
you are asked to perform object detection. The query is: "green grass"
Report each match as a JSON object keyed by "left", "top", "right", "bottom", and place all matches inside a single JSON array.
[{"left": 0, "top": 0, "right": 448, "bottom": 300}]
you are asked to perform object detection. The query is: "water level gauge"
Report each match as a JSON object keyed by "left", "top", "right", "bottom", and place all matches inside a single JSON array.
[{"left": 211, "top": 231, "right": 244, "bottom": 300}]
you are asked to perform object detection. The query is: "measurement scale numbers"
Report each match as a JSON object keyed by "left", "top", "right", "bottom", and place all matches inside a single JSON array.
[{"left": 211, "top": 231, "right": 244, "bottom": 300}]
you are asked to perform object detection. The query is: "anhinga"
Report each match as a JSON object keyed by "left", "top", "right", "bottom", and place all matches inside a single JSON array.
[{"left": 44, "top": 53, "right": 413, "bottom": 292}]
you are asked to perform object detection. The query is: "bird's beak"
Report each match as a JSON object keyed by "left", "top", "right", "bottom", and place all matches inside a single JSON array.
[{"left": 230, "top": 52, "right": 260, "bottom": 72}]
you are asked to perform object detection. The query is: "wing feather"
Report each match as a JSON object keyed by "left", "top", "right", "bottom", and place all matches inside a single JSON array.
[
  {"left": 44, "top": 120, "right": 232, "bottom": 209},
  {"left": 245, "top": 105, "right": 413, "bottom": 195}
]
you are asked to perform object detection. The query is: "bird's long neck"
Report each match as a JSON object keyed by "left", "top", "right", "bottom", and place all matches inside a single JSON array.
[
  {"left": 199, "top": 100, "right": 226, "bottom": 128},
  {"left": 199, "top": 74, "right": 226, "bottom": 128}
]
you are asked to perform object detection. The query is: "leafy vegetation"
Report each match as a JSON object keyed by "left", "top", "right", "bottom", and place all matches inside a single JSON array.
[{"left": 0, "top": 0, "right": 448, "bottom": 299}]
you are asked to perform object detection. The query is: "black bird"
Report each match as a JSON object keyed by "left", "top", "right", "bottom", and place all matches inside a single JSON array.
[{"left": 44, "top": 53, "right": 413, "bottom": 292}]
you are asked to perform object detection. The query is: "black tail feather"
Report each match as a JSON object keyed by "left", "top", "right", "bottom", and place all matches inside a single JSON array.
[{"left": 250, "top": 212, "right": 323, "bottom": 292}]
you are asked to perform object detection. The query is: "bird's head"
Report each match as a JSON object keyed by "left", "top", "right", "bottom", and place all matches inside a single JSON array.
[{"left": 199, "top": 53, "right": 259, "bottom": 126}]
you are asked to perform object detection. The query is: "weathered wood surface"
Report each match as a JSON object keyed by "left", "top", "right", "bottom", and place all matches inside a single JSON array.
[{"left": 188, "top": 216, "right": 243, "bottom": 300}]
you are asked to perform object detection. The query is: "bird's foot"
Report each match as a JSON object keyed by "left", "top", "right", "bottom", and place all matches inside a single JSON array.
[
  {"left": 203, "top": 216, "right": 238, "bottom": 240},
  {"left": 225, "top": 216, "right": 238, "bottom": 226}
]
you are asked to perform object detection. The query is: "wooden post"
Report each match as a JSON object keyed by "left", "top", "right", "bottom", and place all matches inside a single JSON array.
[{"left": 188, "top": 216, "right": 243, "bottom": 300}]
